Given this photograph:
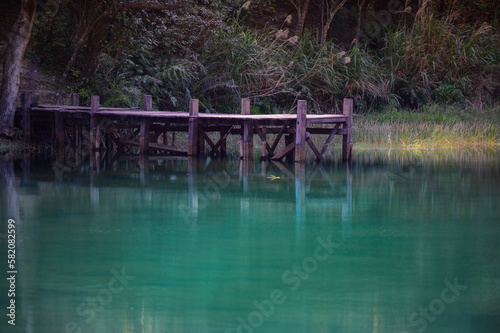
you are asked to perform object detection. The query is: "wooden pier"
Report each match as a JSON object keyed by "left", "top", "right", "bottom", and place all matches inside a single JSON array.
[{"left": 22, "top": 93, "right": 353, "bottom": 162}]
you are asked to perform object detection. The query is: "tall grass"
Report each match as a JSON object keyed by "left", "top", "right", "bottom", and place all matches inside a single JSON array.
[
  {"left": 353, "top": 105, "right": 500, "bottom": 149},
  {"left": 385, "top": 14, "right": 500, "bottom": 107}
]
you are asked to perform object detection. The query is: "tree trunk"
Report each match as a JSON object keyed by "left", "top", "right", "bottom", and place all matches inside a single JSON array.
[
  {"left": 297, "top": 0, "right": 311, "bottom": 34},
  {"left": 289, "top": 0, "right": 311, "bottom": 35},
  {"left": 0, "top": 0, "right": 37, "bottom": 137},
  {"left": 320, "top": 0, "right": 348, "bottom": 44}
]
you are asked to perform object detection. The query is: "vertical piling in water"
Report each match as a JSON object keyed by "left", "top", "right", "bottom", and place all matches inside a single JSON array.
[
  {"left": 140, "top": 95, "right": 152, "bottom": 155},
  {"left": 55, "top": 108, "right": 64, "bottom": 147},
  {"left": 90, "top": 95, "right": 100, "bottom": 151},
  {"left": 241, "top": 98, "right": 253, "bottom": 160},
  {"left": 342, "top": 98, "right": 353, "bottom": 161},
  {"left": 22, "top": 91, "right": 31, "bottom": 141},
  {"left": 295, "top": 100, "right": 307, "bottom": 162},
  {"left": 70, "top": 93, "right": 80, "bottom": 148},
  {"left": 260, "top": 127, "right": 267, "bottom": 160},
  {"left": 188, "top": 99, "right": 199, "bottom": 156}
]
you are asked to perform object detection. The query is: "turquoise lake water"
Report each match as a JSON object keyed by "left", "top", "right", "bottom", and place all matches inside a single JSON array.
[{"left": 1, "top": 150, "right": 499, "bottom": 332}]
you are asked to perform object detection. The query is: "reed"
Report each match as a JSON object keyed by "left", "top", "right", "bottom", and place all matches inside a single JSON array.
[{"left": 352, "top": 105, "right": 500, "bottom": 149}]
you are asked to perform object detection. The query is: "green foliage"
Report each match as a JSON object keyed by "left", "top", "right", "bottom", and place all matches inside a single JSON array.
[
  {"left": 433, "top": 84, "right": 465, "bottom": 106},
  {"left": 27, "top": 1, "right": 499, "bottom": 113},
  {"left": 384, "top": 15, "right": 500, "bottom": 107}
]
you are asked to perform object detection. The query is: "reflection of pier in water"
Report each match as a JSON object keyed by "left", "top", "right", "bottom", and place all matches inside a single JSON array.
[{"left": 19, "top": 154, "right": 353, "bottom": 240}]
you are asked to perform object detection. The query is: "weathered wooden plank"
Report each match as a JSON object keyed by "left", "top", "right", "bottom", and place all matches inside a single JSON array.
[
  {"left": 124, "top": 140, "right": 187, "bottom": 155},
  {"left": 295, "top": 100, "right": 307, "bottom": 162},
  {"left": 270, "top": 126, "right": 287, "bottom": 155},
  {"left": 271, "top": 142, "right": 296, "bottom": 160},
  {"left": 320, "top": 123, "right": 341, "bottom": 155},
  {"left": 306, "top": 133, "right": 323, "bottom": 161}
]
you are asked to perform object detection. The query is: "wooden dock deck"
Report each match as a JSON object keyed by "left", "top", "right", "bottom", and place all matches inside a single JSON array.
[{"left": 22, "top": 93, "right": 353, "bottom": 162}]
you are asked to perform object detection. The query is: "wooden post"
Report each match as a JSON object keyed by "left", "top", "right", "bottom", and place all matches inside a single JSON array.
[
  {"left": 140, "top": 117, "right": 150, "bottom": 155},
  {"left": 144, "top": 95, "right": 153, "bottom": 111},
  {"left": 22, "top": 92, "right": 31, "bottom": 140},
  {"left": 295, "top": 100, "right": 307, "bottom": 162},
  {"left": 140, "top": 95, "right": 152, "bottom": 155},
  {"left": 241, "top": 98, "right": 253, "bottom": 160},
  {"left": 71, "top": 93, "right": 79, "bottom": 106},
  {"left": 90, "top": 95, "right": 100, "bottom": 150},
  {"left": 260, "top": 127, "right": 267, "bottom": 160},
  {"left": 220, "top": 129, "right": 227, "bottom": 156},
  {"left": 188, "top": 99, "right": 199, "bottom": 156},
  {"left": 55, "top": 111, "right": 64, "bottom": 147},
  {"left": 70, "top": 93, "right": 80, "bottom": 148},
  {"left": 342, "top": 98, "right": 353, "bottom": 161}
]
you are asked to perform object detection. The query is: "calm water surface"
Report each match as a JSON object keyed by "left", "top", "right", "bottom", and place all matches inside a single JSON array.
[{"left": 1, "top": 150, "right": 499, "bottom": 333}]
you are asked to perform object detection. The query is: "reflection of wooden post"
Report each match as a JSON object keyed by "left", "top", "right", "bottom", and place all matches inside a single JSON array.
[
  {"left": 342, "top": 98, "right": 353, "bottom": 161},
  {"left": 22, "top": 92, "right": 31, "bottom": 140},
  {"left": 239, "top": 159, "right": 250, "bottom": 194},
  {"left": 295, "top": 100, "right": 307, "bottom": 162},
  {"left": 90, "top": 96, "right": 100, "bottom": 150},
  {"left": 342, "top": 165, "right": 353, "bottom": 239},
  {"left": 295, "top": 162, "right": 306, "bottom": 234},
  {"left": 140, "top": 154, "right": 149, "bottom": 184},
  {"left": 188, "top": 157, "right": 198, "bottom": 219},
  {"left": 188, "top": 99, "right": 199, "bottom": 156},
  {"left": 241, "top": 99, "right": 253, "bottom": 160}
]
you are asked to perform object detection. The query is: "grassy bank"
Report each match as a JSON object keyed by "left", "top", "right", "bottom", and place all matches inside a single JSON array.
[{"left": 353, "top": 104, "right": 500, "bottom": 149}]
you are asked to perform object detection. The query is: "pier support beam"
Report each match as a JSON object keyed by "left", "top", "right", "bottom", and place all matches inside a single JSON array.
[
  {"left": 342, "top": 98, "right": 353, "bottom": 161},
  {"left": 55, "top": 110, "right": 64, "bottom": 147},
  {"left": 22, "top": 92, "right": 31, "bottom": 140},
  {"left": 140, "top": 95, "right": 152, "bottom": 155},
  {"left": 188, "top": 99, "right": 199, "bottom": 156},
  {"left": 295, "top": 100, "right": 307, "bottom": 162},
  {"left": 90, "top": 95, "right": 100, "bottom": 150},
  {"left": 241, "top": 98, "right": 253, "bottom": 160}
]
